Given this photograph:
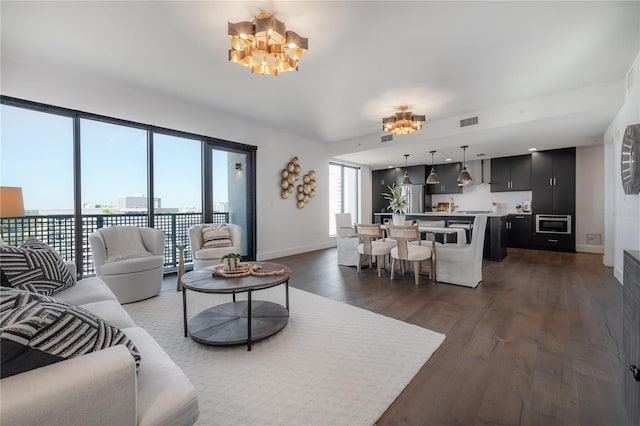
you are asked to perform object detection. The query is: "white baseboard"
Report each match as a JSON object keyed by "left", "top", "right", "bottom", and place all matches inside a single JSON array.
[
  {"left": 614, "top": 266, "right": 623, "bottom": 285},
  {"left": 258, "top": 240, "right": 336, "bottom": 261},
  {"left": 575, "top": 244, "right": 604, "bottom": 254}
]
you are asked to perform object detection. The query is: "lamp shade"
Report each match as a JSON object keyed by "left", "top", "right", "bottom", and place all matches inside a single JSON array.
[
  {"left": 0, "top": 187, "right": 25, "bottom": 218},
  {"left": 457, "top": 145, "right": 472, "bottom": 185},
  {"left": 402, "top": 172, "right": 413, "bottom": 185},
  {"left": 426, "top": 151, "right": 439, "bottom": 184},
  {"left": 458, "top": 167, "right": 473, "bottom": 185},
  {"left": 401, "top": 154, "right": 412, "bottom": 185},
  {"left": 426, "top": 168, "right": 440, "bottom": 184}
]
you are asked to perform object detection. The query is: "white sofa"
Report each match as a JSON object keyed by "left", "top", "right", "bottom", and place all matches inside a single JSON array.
[
  {"left": 89, "top": 226, "right": 165, "bottom": 304},
  {"left": 0, "top": 262, "right": 199, "bottom": 426},
  {"left": 188, "top": 223, "right": 242, "bottom": 270}
]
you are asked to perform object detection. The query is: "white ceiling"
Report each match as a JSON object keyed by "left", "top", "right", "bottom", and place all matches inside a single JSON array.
[{"left": 1, "top": 1, "right": 639, "bottom": 168}]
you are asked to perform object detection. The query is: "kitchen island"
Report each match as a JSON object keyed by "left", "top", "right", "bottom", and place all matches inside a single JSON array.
[{"left": 373, "top": 212, "right": 508, "bottom": 262}]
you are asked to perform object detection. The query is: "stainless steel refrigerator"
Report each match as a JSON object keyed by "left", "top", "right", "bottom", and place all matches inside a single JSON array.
[{"left": 402, "top": 184, "right": 426, "bottom": 213}]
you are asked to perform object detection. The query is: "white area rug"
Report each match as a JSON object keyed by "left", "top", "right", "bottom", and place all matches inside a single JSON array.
[{"left": 124, "top": 287, "right": 445, "bottom": 425}]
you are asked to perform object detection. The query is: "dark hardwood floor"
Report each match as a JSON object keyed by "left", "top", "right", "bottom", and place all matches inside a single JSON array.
[{"left": 164, "top": 248, "right": 628, "bottom": 425}]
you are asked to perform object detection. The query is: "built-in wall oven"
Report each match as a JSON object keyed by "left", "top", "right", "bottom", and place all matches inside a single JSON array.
[{"left": 535, "top": 214, "right": 572, "bottom": 234}]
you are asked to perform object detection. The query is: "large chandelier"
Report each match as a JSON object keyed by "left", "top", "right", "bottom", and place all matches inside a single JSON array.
[
  {"left": 228, "top": 13, "right": 308, "bottom": 76},
  {"left": 382, "top": 106, "right": 426, "bottom": 135}
]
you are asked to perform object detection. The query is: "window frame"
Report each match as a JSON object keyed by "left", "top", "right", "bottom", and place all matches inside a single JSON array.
[
  {"left": 1, "top": 95, "right": 257, "bottom": 275},
  {"left": 329, "top": 161, "right": 360, "bottom": 236}
]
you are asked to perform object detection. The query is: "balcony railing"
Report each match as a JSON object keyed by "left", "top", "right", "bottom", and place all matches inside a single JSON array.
[{"left": 0, "top": 212, "right": 229, "bottom": 276}]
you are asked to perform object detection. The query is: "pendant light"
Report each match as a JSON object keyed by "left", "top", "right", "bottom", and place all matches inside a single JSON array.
[
  {"left": 402, "top": 154, "right": 413, "bottom": 185},
  {"left": 426, "top": 151, "right": 440, "bottom": 184},
  {"left": 458, "top": 145, "right": 472, "bottom": 185}
]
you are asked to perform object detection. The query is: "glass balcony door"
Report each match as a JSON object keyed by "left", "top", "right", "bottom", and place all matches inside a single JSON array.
[{"left": 208, "top": 146, "right": 254, "bottom": 258}]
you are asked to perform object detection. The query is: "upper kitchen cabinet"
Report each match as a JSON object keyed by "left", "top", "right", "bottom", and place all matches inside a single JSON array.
[
  {"left": 531, "top": 148, "right": 576, "bottom": 214},
  {"left": 395, "top": 165, "right": 426, "bottom": 186},
  {"left": 490, "top": 154, "right": 531, "bottom": 192},
  {"left": 372, "top": 168, "right": 398, "bottom": 214},
  {"left": 426, "top": 162, "right": 462, "bottom": 194}
]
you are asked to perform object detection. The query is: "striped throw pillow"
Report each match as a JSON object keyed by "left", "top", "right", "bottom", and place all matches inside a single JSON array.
[
  {"left": 0, "top": 288, "right": 141, "bottom": 378},
  {"left": 202, "top": 224, "right": 233, "bottom": 248},
  {"left": 0, "top": 239, "right": 75, "bottom": 296}
]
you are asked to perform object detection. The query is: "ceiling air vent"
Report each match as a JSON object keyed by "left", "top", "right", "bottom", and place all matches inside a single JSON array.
[
  {"left": 460, "top": 116, "right": 479, "bottom": 127},
  {"left": 381, "top": 134, "right": 393, "bottom": 143}
]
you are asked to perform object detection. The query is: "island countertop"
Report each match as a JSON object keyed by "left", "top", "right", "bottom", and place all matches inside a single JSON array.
[{"left": 373, "top": 212, "right": 511, "bottom": 217}]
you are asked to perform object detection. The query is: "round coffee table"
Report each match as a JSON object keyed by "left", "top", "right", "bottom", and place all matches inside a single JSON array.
[{"left": 181, "top": 262, "right": 290, "bottom": 351}]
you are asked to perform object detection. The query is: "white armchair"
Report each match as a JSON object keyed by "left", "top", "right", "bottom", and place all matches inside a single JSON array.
[
  {"left": 335, "top": 213, "right": 359, "bottom": 266},
  {"left": 89, "top": 226, "right": 165, "bottom": 304},
  {"left": 434, "top": 215, "right": 488, "bottom": 288},
  {"left": 188, "top": 223, "right": 242, "bottom": 270}
]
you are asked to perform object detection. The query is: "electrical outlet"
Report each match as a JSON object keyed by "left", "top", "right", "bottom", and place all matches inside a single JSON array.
[{"left": 586, "top": 234, "right": 601, "bottom": 245}]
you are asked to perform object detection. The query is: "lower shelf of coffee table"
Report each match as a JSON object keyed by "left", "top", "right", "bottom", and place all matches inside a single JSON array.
[{"left": 187, "top": 300, "right": 289, "bottom": 345}]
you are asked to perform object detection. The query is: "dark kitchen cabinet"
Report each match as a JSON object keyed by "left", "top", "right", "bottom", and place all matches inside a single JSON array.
[
  {"left": 490, "top": 154, "right": 531, "bottom": 192},
  {"left": 395, "top": 165, "right": 426, "bottom": 186},
  {"left": 485, "top": 215, "right": 508, "bottom": 261},
  {"left": 426, "top": 162, "right": 462, "bottom": 194},
  {"left": 531, "top": 148, "right": 575, "bottom": 214},
  {"left": 371, "top": 169, "right": 398, "bottom": 214},
  {"left": 531, "top": 234, "right": 574, "bottom": 252},
  {"left": 372, "top": 167, "right": 432, "bottom": 219},
  {"left": 506, "top": 214, "right": 533, "bottom": 247},
  {"left": 623, "top": 250, "right": 640, "bottom": 426}
]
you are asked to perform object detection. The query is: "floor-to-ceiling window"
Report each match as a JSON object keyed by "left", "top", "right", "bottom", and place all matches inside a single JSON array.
[
  {"left": 153, "top": 132, "right": 203, "bottom": 265},
  {"left": 329, "top": 162, "right": 360, "bottom": 235},
  {"left": 0, "top": 104, "right": 75, "bottom": 260},
  {"left": 81, "top": 119, "right": 148, "bottom": 216},
  {"left": 0, "top": 96, "right": 257, "bottom": 276}
]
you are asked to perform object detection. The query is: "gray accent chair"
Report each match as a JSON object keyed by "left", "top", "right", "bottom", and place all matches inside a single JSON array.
[
  {"left": 89, "top": 226, "right": 165, "bottom": 304},
  {"left": 188, "top": 223, "right": 242, "bottom": 270}
]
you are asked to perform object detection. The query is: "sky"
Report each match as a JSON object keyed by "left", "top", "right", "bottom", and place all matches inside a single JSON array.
[{"left": 1, "top": 104, "right": 231, "bottom": 211}]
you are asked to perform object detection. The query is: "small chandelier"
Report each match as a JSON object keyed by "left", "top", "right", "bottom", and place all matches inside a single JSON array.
[
  {"left": 228, "top": 12, "right": 308, "bottom": 76},
  {"left": 426, "top": 151, "right": 440, "bottom": 184},
  {"left": 382, "top": 106, "right": 426, "bottom": 135},
  {"left": 458, "top": 145, "right": 472, "bottom": 185}
]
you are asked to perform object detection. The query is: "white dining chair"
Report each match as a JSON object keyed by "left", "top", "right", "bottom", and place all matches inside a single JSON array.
[
  {"left": 355, "top": 224, "right": 394, "bottom": 277},
  {"left": 387, "top": 225, "right": 432, "bottom": 286},
  {"left": 335, "top": 213, "right": 359, "bottom": 266},
  {"left": 434, "top": 215, "right": 488, "bottom": 287}
]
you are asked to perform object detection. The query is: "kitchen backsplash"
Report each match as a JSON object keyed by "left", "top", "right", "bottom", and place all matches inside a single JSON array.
[{"left": 431, "top": 183, "right": 532, "bottom": 214}]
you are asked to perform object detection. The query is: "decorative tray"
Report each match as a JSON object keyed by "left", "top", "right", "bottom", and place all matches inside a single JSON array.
[{"left": 212, "top": 263, "right": 286, "bottom": 278}]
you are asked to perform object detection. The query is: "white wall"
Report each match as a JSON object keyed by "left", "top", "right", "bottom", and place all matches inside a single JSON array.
[
  {"left": 575, "top": 145, "right": 605, "bottom": 253},
  {"left": 604, "top": 51, "right": 640, "bottom": 283},
  {"left": 1, "top": 59, "right": 335, "bottom": 260},
  {"left": 359, "top": 165, "right": 372, "bottom": 224}
]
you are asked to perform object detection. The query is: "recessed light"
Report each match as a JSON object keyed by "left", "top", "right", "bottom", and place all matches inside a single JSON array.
[
  {"left": 387, "top": 165, "right": 393, "bottom": 168},
  {"left": 528, "top": 148, "right": 537, "bottom": 151},
  {"left": 445, "top": 158, "right": 452, "bottom": 162}
]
